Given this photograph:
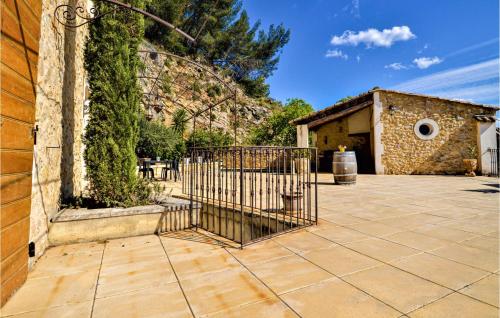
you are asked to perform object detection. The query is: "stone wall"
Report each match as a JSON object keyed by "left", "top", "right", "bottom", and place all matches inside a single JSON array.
[
  {"left": 379, "top": 91, "right": 495, "bottom": 175},
  {"left": 313, "top": 112, "right": 372, "bottom": 154},
  {"left": 29, "top": 0, "right": 88, "bottom": 267}
]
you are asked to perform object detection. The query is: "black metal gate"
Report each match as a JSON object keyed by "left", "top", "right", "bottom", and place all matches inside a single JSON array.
[{"left": 182, "top": 146, "right": 318, "bottom": 247}]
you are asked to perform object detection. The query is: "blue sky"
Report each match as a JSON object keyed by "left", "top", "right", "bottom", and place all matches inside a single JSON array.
[{"left": 242, "top": 0, "right": 499, "bottom": 110}]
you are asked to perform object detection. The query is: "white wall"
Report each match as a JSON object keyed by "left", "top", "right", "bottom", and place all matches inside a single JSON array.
[{"left": 477, "top": 121, "right": 497, "bottom": 175}]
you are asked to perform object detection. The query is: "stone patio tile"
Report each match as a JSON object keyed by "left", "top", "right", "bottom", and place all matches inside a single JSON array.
[
  {"left": 206, "top": 297, "right": 298, "bottom": 318},
  {"left": 391, "top": 253, "right": 489, "bottom": 290},
  {"left": 312, "top": 224, "right": 372, "bottom": 243},
  {"left": 345, "top": 237, "right": 421, "bottom": 262},
  {"left": 459, "top": 274, "right": 499, "bottom": 307},
  {"left": 159, "top": 233, "right": 223, "bottom": 255},
  {"left": 97, "top": 259, "right": 176, "bottom": 298},
  {"left": 229, "top": 240, "right": 294, "bottom": 266},
  {"left": 169, "top": 247, "right": 240, "bottom": 281},
  {"left": 1, "top": 271, "right": 98, "bottom": 316},
  {"left": 273, "top": 230, "right": 336, "bottom": 254},
  {"left": 426, "top": 207, "right": 482, "bottom": 220},
  {"left": 28, "top": 250, "right": 102, "bottom": 279},
  {"left": 460, "top": 235, "right": 499, "bottom": 253},
  {"left": 320, "top": 213, "right": 369, "bottom": 225},
  {"left": 379, "top": 213, "right": 449, "bottom": 229},
  {"left": 439, "top": 219, "right": 498, "bottom": 236},
  {"left": 93, "top": 283, "right": 192, "bottom": 318},
  {"left": 343, "top": 264, "right": 451, "bottom": 313},
  {"left": 411, "top": 224, "right": 477, "bottom": 242},
  {"left": 408, "top": 292, "right": 498, "bottom": 318},
  {"left": 0, "top": 301, "right": 92, "bottom": 318},
  {"left": 246, "top": 255, "right": 332, "bottom": 294},
  {"left": 302, "top": 245, "right": 382, "bottom": 277},
  {"left": 281, "top": 278, "right": 401, "bottom": 318},
  {"left": 430, "top": 243, "right": 499, "bottom": 272},
  {"left": 384, "top": 231, "right": 451, "bottom": 251},
  {"left": 346, "top": 221, "right": 404, "bottom": 237},
  {"left": 42, "top": 241, "right": 105, "bottom": 258},
  {"left": 105, "top": 234, "right": 160, "bottom": 249},
  {"left": 180, "top": 268, "right": 274, "bottom": 316},
  {"left": 101, "top": 243, "right": 166, "bottom": 267}
]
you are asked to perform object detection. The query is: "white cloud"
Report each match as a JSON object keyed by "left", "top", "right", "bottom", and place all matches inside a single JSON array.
[
  {"left": 392, "top": 58, "right": 499, "bottom": 104},
  {"left": 325, "top": 49, "right": 348, "bottom": 60},
  {"left": 445, "top": 38, "right": 499, "bottom": 58},
  {"left": 331, "top": 26, "right": 416, "bottom": 48},
  {"left": 413, "top": 56, "right": 442, "bottom": 69},
  {"left": 431, "top": 84, "right": 499, "bottom": 103},
  {"left": 342, "top": 0, "right": 360, "bottom": 18},
  {"left": 356, "top": 55, "right": 361, "bottom": 63},
  {"left": 417, "top": 43, "right": 429, "bottom": 54},
  {"left": 385, "top": 62, "right": 408, "bottom": 70}
]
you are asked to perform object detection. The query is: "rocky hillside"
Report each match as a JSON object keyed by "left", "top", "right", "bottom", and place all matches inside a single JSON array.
[{"left": 138, "top": 41, "right": 279, "bottom": 139}]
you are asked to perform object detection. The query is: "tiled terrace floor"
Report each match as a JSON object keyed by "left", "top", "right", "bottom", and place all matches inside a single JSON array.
[{"left": 2, "top": 175, "right": 499, "bottom": 317}]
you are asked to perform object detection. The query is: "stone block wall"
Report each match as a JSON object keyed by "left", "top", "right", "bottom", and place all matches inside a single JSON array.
[
  {"left": 314, "top": 114, "right": 371, "bottom": 154},
  {"left": 29, "top": 0, "right": 88, "bottom": 267},
  {"left": 378, "top": 91, "right": 495, "bottom": 175}
]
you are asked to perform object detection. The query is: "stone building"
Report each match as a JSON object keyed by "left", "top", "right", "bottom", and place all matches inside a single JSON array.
[{"left": 293, "top": 89, "right": 498, "bottom": 175}]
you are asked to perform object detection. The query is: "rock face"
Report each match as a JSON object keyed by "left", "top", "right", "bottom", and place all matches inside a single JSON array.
[
  {"left": 379, "top": 91, "right": 495, "bottom": 175},
  {"left": 139, "top": 41, "right": 275, "bottom": 139}
]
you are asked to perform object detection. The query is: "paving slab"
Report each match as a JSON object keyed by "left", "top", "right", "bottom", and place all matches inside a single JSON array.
[
  {"left": 408, "top": 292, "right": 498, "bottom": 318},
  {"left": 343, "top": 264, "right": 452, "bottom": 313}
]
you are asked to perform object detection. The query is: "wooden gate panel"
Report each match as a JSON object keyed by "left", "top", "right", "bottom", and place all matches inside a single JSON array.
[{"left": 0, "top": 0, "right": 41, "bottom": 306}]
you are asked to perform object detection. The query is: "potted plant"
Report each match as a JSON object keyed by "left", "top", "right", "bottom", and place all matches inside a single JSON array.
[
  {"left": 463, "top": 145, "right": 478, "bottom": 177},
  {"left": 281, "top": 192, "right": 303, "bottom": 215}
]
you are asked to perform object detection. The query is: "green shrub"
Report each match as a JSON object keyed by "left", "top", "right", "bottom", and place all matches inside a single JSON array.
[
  {"left": 136, "top": 116, "right": 186, "bottom": 160},
  {"left": 186, "top": 129, "right": 233, "bottom": 148},
  {"left": 247, "top": 98, "right": 313, "bottom": 146}
]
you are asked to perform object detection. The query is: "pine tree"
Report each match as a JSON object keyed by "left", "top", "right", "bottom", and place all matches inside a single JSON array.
[
  {"left": 84, "top": 0, "right": 149, "bottom": 207},
  {"left": 144, "top": 0, "right": 290, "bottom": 98}
]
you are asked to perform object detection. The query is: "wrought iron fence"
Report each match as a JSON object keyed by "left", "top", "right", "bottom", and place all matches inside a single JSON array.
[
  {"left": 181, "top": 146, "right": 318, "bottom": 247},
  {"left": 489, "top": 148, "right": 499, "bottom": 177}
]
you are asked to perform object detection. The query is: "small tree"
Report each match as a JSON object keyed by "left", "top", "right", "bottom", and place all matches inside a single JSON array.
[
  {"left": 136, "top": 116, "right": 186, "bottom": 160},
  {"left": 247, "top": 98, "right": 313, "bottom": 146},
  {"left": 84, "top": 0, "right": 148, "bottom": 207},
  {"left": 171, "top": 108, "right": 188, "bottom": 135}
]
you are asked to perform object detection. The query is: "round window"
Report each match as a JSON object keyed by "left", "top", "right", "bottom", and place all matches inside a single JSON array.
[{"left": 414, "top": 119, "right": 439, "bottom": 140}]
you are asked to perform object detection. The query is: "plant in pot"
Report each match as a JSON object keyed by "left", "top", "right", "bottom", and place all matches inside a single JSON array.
[
  {"left": 463, "top": 145, "right": 478, "bottom": 177},
  {"left": 281, "top": 191, "right": 303, "bottom": 216}
]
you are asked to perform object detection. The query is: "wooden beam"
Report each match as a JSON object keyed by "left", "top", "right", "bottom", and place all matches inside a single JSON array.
[{"left": 308, "top": 101, "right": 372, "bottom": 130}]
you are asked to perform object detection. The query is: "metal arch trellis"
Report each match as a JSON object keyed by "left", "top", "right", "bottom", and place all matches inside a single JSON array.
[
  {"left": 54, "top": 0, "right": 240, "bottom": 145},
  {"left": 137, "top": 49, "right": 239, "bottom": 145},
  {"left": 53, "top": 0, "right": 320, "bottom": 247}
]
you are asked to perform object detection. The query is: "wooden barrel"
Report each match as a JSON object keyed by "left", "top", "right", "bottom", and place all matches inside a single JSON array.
[{"left": 333, "top": 151, "right": 357, "bottom": 185}]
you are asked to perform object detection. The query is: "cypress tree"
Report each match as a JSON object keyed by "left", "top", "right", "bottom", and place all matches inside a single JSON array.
[{"left": 84, "top": 0, "right": 149, "bottom": 207}]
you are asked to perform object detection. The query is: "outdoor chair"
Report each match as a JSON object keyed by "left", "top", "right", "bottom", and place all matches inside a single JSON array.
[
  {"left": 161, "top": 159, "right": 181, "bottom": 181},
  {"left": 138, "top": 158, "right": 155, "bottom": 179}
]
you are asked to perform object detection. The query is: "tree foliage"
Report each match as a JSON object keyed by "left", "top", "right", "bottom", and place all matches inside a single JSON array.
[
  {"left": 145, "top": 0, "right": 290, "bottom": 98},
  {"left": 186, "top": 129, "right": 233, "bottom": 148},
  {"left": 136, "top": 116, "right": 186, "bottom": 160},
  {"left": 247, "top": 98, "right": 314, "bottom": 146},
  {"left": 171, "top": 108, "right": 188, "bottom": 135},
  {"left": 84, "top": 0, "right": 149, "bottom": 207}
]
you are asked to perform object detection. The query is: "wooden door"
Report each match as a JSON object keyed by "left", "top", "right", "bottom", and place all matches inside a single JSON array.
[{"left": 1, "top": 0, "right": 42, "bottom": 306}]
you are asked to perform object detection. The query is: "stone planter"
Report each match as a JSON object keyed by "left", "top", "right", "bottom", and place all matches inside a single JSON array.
[
  {"left": 294, "top": 158, "right": 309, "bottom": 174},
  {"left": 281, "top": 192, "right": 303, "bottom": 214},
  {"left": 463, "top": 159, "right": 477, "bottom": 177}
]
